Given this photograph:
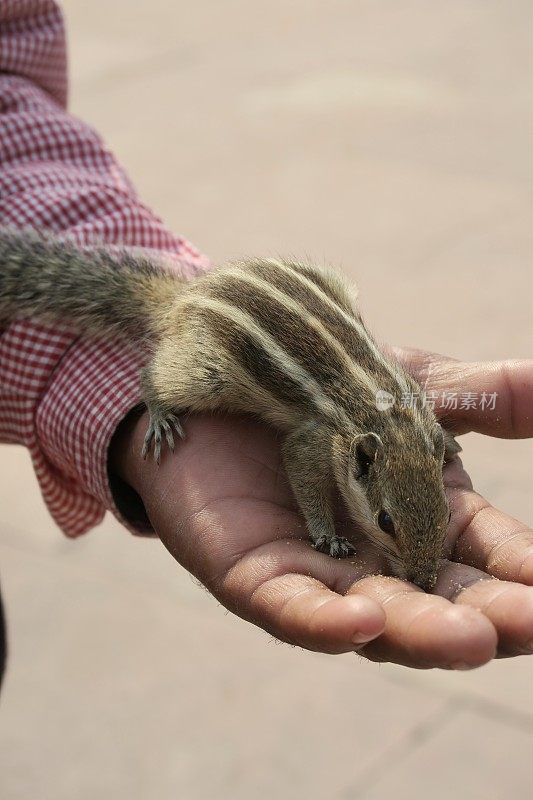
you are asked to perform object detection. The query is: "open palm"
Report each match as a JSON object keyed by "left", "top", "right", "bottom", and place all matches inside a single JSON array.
[{"left": 112, "top": 350, "right": 533, "bottom": 669}]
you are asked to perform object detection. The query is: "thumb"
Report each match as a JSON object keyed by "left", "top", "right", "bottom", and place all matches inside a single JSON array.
[{"left": 389, "top": 345, "right": 533, "bottom": 439}]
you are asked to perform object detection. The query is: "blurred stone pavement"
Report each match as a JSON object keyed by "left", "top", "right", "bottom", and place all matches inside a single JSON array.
[{"left": 1, "top": 1, "right": 533, "bottom": 797}]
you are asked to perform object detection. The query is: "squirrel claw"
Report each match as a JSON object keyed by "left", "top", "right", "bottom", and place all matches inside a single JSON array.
[
  {"left": 141, "top": 412, "right": 185, "bottom": 463},
  {"left": 313, "top": 534, "right": 356, "bottom": 559}
]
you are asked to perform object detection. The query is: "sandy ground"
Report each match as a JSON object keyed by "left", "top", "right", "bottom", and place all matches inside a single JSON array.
[{"left": 1, "top": 1, "right": 533, "bottom": 797}]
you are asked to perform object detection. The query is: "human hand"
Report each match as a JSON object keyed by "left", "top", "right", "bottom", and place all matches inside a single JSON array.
[{"left": 110, "top": 353, "right": 533, "bottom": 669}]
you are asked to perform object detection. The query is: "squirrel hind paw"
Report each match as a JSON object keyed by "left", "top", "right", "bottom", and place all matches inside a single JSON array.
[
  {"left": 313, "top": 534, "right": 356, "bottom": 559},
  {"left": 141, "top": 412, "right": 185, "bottom": 464}
]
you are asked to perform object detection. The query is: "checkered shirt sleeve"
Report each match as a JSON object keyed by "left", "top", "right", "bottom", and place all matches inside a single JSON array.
[{"left": 0, "top": 0, "right": 210, "bottom": 536}]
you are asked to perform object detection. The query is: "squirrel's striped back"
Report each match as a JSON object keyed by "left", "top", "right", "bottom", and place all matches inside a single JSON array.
[{"left": 171, "top": 257, "right": 416, "bottom": 432}]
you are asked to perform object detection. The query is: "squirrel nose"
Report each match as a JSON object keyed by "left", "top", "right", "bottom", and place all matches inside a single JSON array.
[{"left": 408, "top": 571, "right": 437, "bottom": 592}]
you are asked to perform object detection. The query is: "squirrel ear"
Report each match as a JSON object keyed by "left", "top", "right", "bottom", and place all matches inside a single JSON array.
[{"left": 351, "top": 432, "right": 383, "bottom": 478}]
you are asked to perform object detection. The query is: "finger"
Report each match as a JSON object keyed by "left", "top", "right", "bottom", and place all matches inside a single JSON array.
[
  {"left": 215, "top": 538, "right": 386, "bottom": 653},
  {"left": 390, "top": 346, "right": 533, "bottom": 438},
  {"left": 349, "top": 575, "right": 497, "bottom": 669},
  {"left": 444, "top": 462, "right": 533, "bottom": 585},
  {"left": 433, "top": 561, "right": 533, "bottom": 656}
]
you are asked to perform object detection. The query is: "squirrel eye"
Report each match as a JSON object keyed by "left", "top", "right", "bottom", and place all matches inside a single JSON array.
[{"left": 377, "top": 510, "right": 396, "bottom": 537}]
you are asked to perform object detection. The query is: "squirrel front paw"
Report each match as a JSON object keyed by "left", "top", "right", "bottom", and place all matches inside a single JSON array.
[
  {"left": 142, "top": 411, "right": 185, "bottom": 464},
  {"left": 313, "top": 534, "right": 356, "bottom": 559}
]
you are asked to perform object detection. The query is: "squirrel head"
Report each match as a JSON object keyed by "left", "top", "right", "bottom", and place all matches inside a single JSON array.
[{"left": 332, "top": 418, "right": 459, "bottom": 590}]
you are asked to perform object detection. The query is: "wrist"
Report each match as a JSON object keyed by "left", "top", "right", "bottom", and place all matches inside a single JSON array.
[
  {"left": 109, "top": 405, "right": 147, "bottom": 485},
  {"left": 108, "top": 406, "right": 158, "bottom": 532}
]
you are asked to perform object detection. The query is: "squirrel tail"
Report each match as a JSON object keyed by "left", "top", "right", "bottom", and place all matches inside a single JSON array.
[{"left": 0, "top": 229, "right": 186, "bottom": 341}]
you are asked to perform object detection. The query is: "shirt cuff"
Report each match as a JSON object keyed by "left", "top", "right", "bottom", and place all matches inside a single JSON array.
[{"left": 34, "top": 331, "right": 152, "bottom": 536}]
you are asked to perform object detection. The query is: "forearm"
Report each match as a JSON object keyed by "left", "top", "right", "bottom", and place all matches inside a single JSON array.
[{"left": 0, "top": 0, "right": 210, "bottom": 537}]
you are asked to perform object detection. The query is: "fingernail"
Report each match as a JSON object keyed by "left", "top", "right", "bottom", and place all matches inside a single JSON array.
[
  {"left": 352, "top": 632, "right": 379, "bottom": 645},
  {"left": 449, "top": 661, "right": 475, "bottom": 671}
]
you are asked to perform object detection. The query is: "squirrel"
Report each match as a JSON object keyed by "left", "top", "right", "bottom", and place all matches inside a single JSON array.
[{"left": 0, "top": 229, "right": 461, "bottom": 591}]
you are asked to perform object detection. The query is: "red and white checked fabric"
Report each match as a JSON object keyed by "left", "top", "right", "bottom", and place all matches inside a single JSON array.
[{"left": 0, "top": 0, "right": 210, "bottom": 535}]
